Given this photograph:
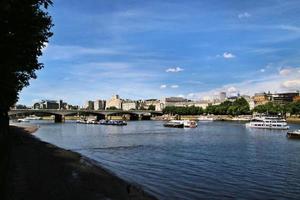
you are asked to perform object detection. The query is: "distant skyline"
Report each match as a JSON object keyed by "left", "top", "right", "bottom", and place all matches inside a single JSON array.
[{"left": 19, "top": 0, "right": 300, "bottom": 106}]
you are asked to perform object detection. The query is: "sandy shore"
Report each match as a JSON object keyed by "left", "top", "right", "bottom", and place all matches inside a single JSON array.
[{"left": 3, "top": 125, "right": 156, "bottom": 200}]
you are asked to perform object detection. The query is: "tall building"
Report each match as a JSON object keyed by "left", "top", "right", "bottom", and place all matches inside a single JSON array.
[
  {"left": 94, "top": 100, "right": 106, "bottom": 110},
  {"left": 84, "top": 100, "right": 94, "bottom": 110},
  {"left": 106, "top": 95, "right": 123, "bottom": 110},
  {"left": 219, "top": 92, "right": 226, "bottom": 102}
]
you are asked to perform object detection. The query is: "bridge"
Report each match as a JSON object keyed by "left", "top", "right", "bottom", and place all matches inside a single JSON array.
[{"left": 9, "top": 109, "right": 163, "bottom": 122}]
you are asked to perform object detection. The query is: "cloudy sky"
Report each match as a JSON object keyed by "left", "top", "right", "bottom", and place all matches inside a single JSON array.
[{"left": 19, "top": 0, "right": 300, "bottom": 105}]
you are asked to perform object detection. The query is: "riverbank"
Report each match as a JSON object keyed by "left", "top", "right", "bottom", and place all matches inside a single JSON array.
[{"left": 2, "top": 124, "right": 156, "bottom": 200}]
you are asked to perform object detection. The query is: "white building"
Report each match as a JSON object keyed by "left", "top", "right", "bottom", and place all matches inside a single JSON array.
[{"left": 122, "top": 100, "right": 137, "bottom": 111}]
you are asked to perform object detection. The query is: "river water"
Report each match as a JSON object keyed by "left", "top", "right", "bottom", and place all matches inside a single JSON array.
[{"left": 31, "top": 120, "right": 300, "bottom": 199}]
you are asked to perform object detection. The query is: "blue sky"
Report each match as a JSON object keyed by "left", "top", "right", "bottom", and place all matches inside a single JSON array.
[{"left": 19, "top": 0, "right": 300, "bottom": 106}]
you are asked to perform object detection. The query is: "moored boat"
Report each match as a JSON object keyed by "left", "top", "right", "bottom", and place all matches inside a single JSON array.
[
  {"left": 198, "top": 116, "right": 214, "bottom": 122},
  {"left": 17, "top": 118, "right": 30, "bottom": 122},
  {"left": 163, "top": 120, "right": 197, "bottom": 128},
  {"left": 25, "top": 115, "right": 42, "bottom": 120},
  {"left": 287, "top": 130, "right": 300, "bottom": 139},
  {"left": 99, "top": 120, "right": 127, "bottom": 126}
]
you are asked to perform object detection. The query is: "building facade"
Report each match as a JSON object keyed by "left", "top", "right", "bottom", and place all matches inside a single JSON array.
[
  {"left": 84, "top": 100, "right": 94, "bottom": 110},
  {"left": 122, "top": 100, "right": 137, "bottom": 111},
  {"left": 106, "top": 95, "right": 123, "bottom": 110},
  {"left": 94, "top": 100, "right": 106, "bottom": 110}
]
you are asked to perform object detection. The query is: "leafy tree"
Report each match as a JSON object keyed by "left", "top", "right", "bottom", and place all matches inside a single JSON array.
[
  {"left": 106, "top": 106, "right": 118, "bottom": 110},
  {"left": 205, "top": 97, "right": 250, "bottom": 115},
  {"left": 163, "top": 106, "right": 204, "bottom": 115},
  {"left": 148, "top": 105, "right": 155, "bottom": 111},
  {"left": 0, "top": 0, "right": 53, "bottom": 140}
]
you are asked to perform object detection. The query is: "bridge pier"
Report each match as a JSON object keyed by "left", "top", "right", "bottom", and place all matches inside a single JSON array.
[
  {"left": 54, "top": 115, "right": 65, "bottom": 123},
  {"left": 138, "top": 114, "right": 143, "bottom": 120}
]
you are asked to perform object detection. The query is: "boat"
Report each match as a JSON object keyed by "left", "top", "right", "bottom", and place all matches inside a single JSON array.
[
  {"left": 245, "top": 116, "right": 289, "bottom": 130},
  {"left": 99, "top": 120, "right": 127, "bottom": 126},
  {"left": 232, "top": 116, "right": 250, "bottom": 121},
  {"left": 198, "top": 116, "right": 214, "bottom": 122},
  {"left": 17, "top": 118, "right": 30, "bottom": 122},
  {"left": 287, "top": 130, "right": 300, "bottom": 139},
  {"left": 24, "top": 115, "right": 42, "bottom": 120},
  {"left": 164, "top": 120, "right": 184, "bottom": 128},
  {"left": 163, "top": 120, "right": 197, "bottom": 128}
]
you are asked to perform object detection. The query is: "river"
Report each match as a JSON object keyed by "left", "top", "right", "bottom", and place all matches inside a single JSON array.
[{"left": 30, "top": 120, "right": 300, "bottom": 199}]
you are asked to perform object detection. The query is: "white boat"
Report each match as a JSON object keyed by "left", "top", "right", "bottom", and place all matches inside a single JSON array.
[
  {"left": 198, "top": 116, "right": 214, "bottom": 121},
  {"left": 164, "top": 120, "right": 197, "bottom": 128},
  {"left": 287, "top": 130, "right": 300, "bottom": 139},
  {"left": 245, "top": 116, "right": 289, "bottom": 130},
  {"left": 17, "top": 118, "right": 30, "bottom": 122},
  {"left": 232, "top": 116, "right": 250, "bottom": 121},
  {"left": 24, "top": 115, "right": 42, "bottom": 120}
]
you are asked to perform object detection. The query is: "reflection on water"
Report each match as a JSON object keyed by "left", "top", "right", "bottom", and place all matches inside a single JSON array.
[{"left": 32, "top": 120, "right": 300, "bottom": 200}]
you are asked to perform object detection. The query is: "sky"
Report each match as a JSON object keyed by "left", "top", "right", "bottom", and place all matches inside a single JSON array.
[{"left": 19, "top": 0, "right": 300, "bottom": 106}]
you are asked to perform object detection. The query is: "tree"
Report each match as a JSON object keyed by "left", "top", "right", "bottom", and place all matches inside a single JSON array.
[
  {"left": 148, "top": 105, "right": 155, "bottom": 111},
  {"left": 0, "top": 0, "right": 53, "bottom": 140},
  {"left": 106, "top": 106, "right": 118, "bottom": 110}
]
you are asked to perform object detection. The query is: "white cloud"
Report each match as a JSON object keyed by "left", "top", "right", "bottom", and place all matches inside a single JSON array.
[
  {"left": 260, "top": 69, "right": 265, "bottom": 72},
  {"left": 238, "top": 12, "right": 251, "bottom": 19},
  {"left": 227, "top": 86, "right": 238, "bottom": 93},
  {"left": 282, "top": 79, "right": 300, "bottom": 89},
  {"left": 171, "top": 85, "right": 179, "bottom": 88},
  {"left": 160, "top": 84, "right": 167, "bottom": 89},
  {"left": 166, "top": 67, "right": 184, "bottom": 73},
  {"left": 279, "top": 68, "right": 293, "bottom": 76},
  {"left": 223, "top": 52, "right": 235, "bottom": 59}
]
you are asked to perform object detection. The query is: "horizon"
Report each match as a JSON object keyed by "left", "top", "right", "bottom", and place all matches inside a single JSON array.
[{"left": 18, "top": 0, "right": 300, "bottom": 106}]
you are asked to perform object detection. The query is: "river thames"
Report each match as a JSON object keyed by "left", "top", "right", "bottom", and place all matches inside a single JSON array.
[{"left": 32, "top": 120, "right": 300, "bottom": 200}]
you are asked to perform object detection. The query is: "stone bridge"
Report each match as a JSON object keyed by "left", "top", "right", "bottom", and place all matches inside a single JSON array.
[{"left": 9, "top": 109, "right": 163, "bottom": 122}]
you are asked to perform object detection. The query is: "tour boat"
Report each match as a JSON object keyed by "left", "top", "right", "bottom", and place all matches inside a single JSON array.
[
  {"left": 198, "top": 116, "right": 214, "bottom": 122},
  {"left": 245, "top": 116, "right": 289, "bottom": 130},
  {"left": 287, "top": 130, "right": 300, "bottom": 139},
  {"left": 99, "top": 120, "right": 127, "bottom": 126},
  {"left": 164, "top": 120, "right": 197, "bottom": 128}
]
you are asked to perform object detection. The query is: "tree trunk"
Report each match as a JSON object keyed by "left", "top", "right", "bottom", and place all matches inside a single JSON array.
[
  {"left": 0, "top": 108, "right": 9, "bottom": 144},
  {"left": 0, "top": 108, "right": 9, "bottom": 200}
]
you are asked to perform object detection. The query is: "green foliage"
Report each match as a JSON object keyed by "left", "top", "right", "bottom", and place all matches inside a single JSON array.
[
  {"left": 253, "top": 101, "right": 300, "bottom": 115},
  {"left": 0, "top": 0, "right": 53, "bottom": 110},
  {"left": 205, "top": 98, "right": 250, "bottom": 115},
  {"left": 106, "top": 106, "right": 119, "bottom": 110},
  {"left": 163, "top": 106, "right": 204, "bottom": 115},
  {"left": 148, "top": 105, "right": 155, "bottom": 111}
]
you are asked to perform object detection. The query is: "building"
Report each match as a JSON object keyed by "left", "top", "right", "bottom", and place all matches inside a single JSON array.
[
  {"left": 142, "top": 99, "right": 164, "bottom": 111},
  {"left": 122, "top": 100, "right": 137, "bottom": 111},
  {"left": 253, "top": 92, "right": 270, "bottom": 106},
  {"left": 270, "top": 92, "right": 299, "bottom": 105},
  {"left": 161, "top": 97, "right": 189, "bottom": 107},
  {"left": 94, "top": 100, "right": 106, "bottom": 110},
  {"left": 84, "top": 100, "right": 94, "bottom": 110},
  {"left": 219, "top": 92, "right": 226, "bottom": 102},
  {"left": 33, "top": 100, "right": 60, "bottom": 109},
  {"left": 106, "top": 95, "right": 123, "bottom": 110},
  {"left": 293, "top": 95, "right": 300, "bottom": 102}
]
